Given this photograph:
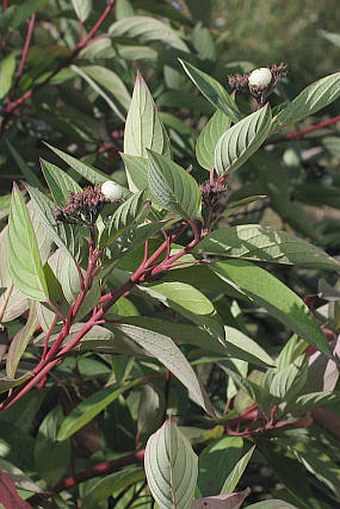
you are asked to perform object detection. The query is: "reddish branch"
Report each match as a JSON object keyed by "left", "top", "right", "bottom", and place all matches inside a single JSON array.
[
  {"left": 271, "top": 115, "right": 340, "bottom": 144},
  {"left": 0, "top": 0, "right": 116, "bottom": 135},
  {"left": 0, "top": 219, "right": 202, "bottom": 411},
  {"left": 55, "top": 450, "right": 145, "bottom": 492}
]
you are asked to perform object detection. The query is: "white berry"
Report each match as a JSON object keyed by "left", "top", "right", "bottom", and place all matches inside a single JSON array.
[
  {"left": 248, "top": 68, "right": 272, "bottom": 88},
  {"left": 101, "top": 181, "right": 123, "bottom": 200}
]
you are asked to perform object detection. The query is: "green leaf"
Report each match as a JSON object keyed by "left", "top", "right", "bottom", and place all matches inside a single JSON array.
[
  {"left": 26, "top": 184, "right": 78, "bottom": 258},
  {"left": 44, "top": 143, "right": 108, "bottom": 184},
  {"left": 110, "top": 15, "right": 189, "bottom": 53},
  {"left": 82, "top": 468, "right": 145, "bottom": 509},
  {"left": 265, "top": 355, "right": 308, "bottom": 402},
  {"left": 0, "top": 53, "right": 16, "bottom": 99},
  {"left": 196, "top": 109, "right": 232, "bottom": 170},
  {"left": 120, "top": 154, "right": 149, "bottom": 192},
  {"left": 71, "top": 0, "right": 92, "bottom": 22},
  {"left": 274, "top": 71, "right": 340, "bottom": 130},
  {"left": 116, "top": 0, "right": 134, "bottom": 19},
  {"left": 40, "top": 159, "right": 82, "bottom": 207},
  {"left": 196, "top": 224, "right": 340, "bottom": 271},
  {"left": 71, "top": 65, "right": 126, "bottom": 121},
  {"left": 294, "top": 391, "right": 340, "bottom": 410},
  {"left": 246, "top": 502, "right": 298, "bottom": 509},
  {"left": 147, "top": 149, "right": 201, "bottom": 219},
  {"left": 115, "top": 324, "right": 215, "bottom": 415},
  {"left": 99, "top": 190, "right": 146, "bottom": 247},
  {"left": 191, "top": 22, "right": 216, "bottom": 61},
  {"left": 198, "top": 436, "right": 243, "bottom": 495},
  {"left": 144, "top": 419, "right": 198, "bottom": 509},
  {"left": 124, "top": 73, "right": 171, "bottom": 190},
  {"left": 57, "top": 379, "right": 141, "bottom": 441},
  {"left": 212, "top": 260, "right": 330, "bottom": 356},
  {"left": 179, "top": 59, "right": 241, "bottom": 123},
  {"left": 225, "top": 327, "right": 274, "bottom": 367},
  {"left": 34, "top": 406, "right": 71, "bottom": 486},
  {"left": 5, "top": 140, "right": 43, "bottom": 189},
  {"left": 221, "top": 445, "right": 256, "bottom": 494},
  {"left": 319, "top": 29, "right": 340, "bottom": 47},
  {"left": 142, "top": 281, "right": 215, "bottom": 315},
  {"left": 7, "top": 184, "right": 48, "bottom": 301},
  {"left": 214, "top": 104, "right": 272, "bottom": 176},
  {"left": 79, "top": 65, "right": 131, "bottom": 110},
  {"left": 6, "top": 302, "right": 37, "bottom": 378},
  {"left": 0, "top": 372, "right": 32, "bottom": 394}
]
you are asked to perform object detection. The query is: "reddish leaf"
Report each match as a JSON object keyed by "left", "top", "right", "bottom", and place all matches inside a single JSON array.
[
  {"left": 0, "top": 472, "right": 32, "bottom": 509},
  {"left": 192, "top": 488, "right": 251, "bottom": 509}
]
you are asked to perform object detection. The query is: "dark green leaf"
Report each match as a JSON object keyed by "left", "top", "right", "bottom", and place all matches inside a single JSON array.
[
  {"left": 40, "top": 159, "right": 82, "bottom": 207},
  {"left": 197, "top": 224, "right": 340, "bottom": 271},
  {"left": 147, "top": 149, "right": 201, "bottom": 219},
  {"left": 179, "top": 60, "right": 241, "bottom": 122}
]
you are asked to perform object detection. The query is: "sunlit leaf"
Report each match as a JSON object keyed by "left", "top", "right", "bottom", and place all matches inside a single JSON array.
[
  {"left": 196, "top": 109, "right": 232, "bottom": 170},
  {"left": 7, "top": 184, "right": 48, "bottom": 301}
]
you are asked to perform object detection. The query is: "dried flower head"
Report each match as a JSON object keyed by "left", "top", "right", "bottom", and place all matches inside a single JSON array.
[{"left": 53, "top": 185, "right": 110, "bottom": 226}]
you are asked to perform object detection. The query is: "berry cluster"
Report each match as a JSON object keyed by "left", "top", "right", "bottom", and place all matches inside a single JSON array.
[
  {"left": 228, "top": 63, "right": 288, "bottom": 106},
  {"left": 201, "top": 181, "right": 228, "bottom": 209},
  {"left": 53, "top": 185, "right": 109, "bottom": 226}
]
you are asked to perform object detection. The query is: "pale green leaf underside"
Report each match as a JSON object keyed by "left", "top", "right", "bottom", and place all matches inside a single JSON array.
[
  {"left": 145, "top": 420, "right": 198, "bottom": 509},
  {"left": 7, "top": 184, "right": 48, "bottom": 301},
  {"left": 197, "top": 224, "right": 340, "bottom": 271},
  {"left": 115, "top": 324, "right": 215, "bottom": 414},
  {"left": 196, "top": 109, "right": 232, "bottom": 170},
  {"left": 124, "top": 74, "right": 171, "bottom": 190},
  {"left": 79, "top": 65, "right": 131, "bottom": 110},
  {"left": 214, "top": 104, "right": 272, "bottom": 175},
  {"left": 274, "top": 71, "right": 340, "bottom": 130},
  {"left": 147, "top": 150, "right": 201, "bottom": 219},
  {"left": 41, "top": 159, "right": 82, "bottom": 207},
  {"left": 213, "top": 260, "right": 330, "bottom": 356}
]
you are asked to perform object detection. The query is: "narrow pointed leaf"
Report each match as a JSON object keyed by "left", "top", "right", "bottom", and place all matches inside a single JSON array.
[
  {"left": 221, "top": 446, "right": 256, "bottom": 494},
  {"left": 44, "top": 143, "right": 108, "bottom": 184},
  {"left": 196, "top": 109, "right": 232, "bottom": 170},
  {"left": 214, "top": 104, "right": 272, "bottom": 176},
  {"left": 115, "top": 324, "right": 215, "bottom": 414},
  {"left": 274, "top": 71, "right": 340, "bottom": 130},
  {"left": 148, "top": 150, "right": 201, "bottom": 219},
  {"left": 6, "top": 303, "right": 38, "bottom": 378},
  {"left": 197, "top": 224, "right": 340, "bottom": 271},
  {"left": 57, "top": 379, "right": 141, "bottom": 441},
  {"left": 179, "top": 59, "right": 241, "bottom": 123},
  {"left": 0, "top": 53, "right": 16, "bottom": 99},
  {"left": 192, "top": 489, "right": 250, "bottom": 509},
  {"left": 145, "top": 419, "right": 198, "bottom": 509},
  {"left": 110, "top": 16, "right": 189, "bottom": 53},
  {"left": 79, "top": 65, "right": 131, "bottom": 110},
  {"left": 213, "top": 260, "right": 330, "bottom": 356},
  {"left": 40, "top": 159, "right": 82, "bottom": 207},
  {"left": 124, "top": 73, "right": 171, "bottom": 190},
  {"left": 7, "top": 184, "right": 48, "bottom": 301}
]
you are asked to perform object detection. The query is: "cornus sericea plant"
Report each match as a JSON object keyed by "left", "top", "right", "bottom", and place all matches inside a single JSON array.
[
  {"left": 1, "top": 59, "right": 340, "bottom": 508},
  {"left": 0, "top": 3, "right": 340, "bottom": 508}
]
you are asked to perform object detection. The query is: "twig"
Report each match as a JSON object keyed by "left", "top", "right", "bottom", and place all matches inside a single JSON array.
[
  {"left": 16, "top": 14, "right": 36, "bottom": 83},
  {"left": 270, "top": 115, "right": 340, "bottom": 144}
]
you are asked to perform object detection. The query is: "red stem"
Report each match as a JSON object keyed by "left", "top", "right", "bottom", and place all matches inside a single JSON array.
[
  {"left": 272, "top": 115, "right": 340, "bottom": 144},
  {"left": 16, "top": 14, "right": 36, "bottom": 82},
  {"left": 3, "top": 0, "right": 8, "bottom": 9},
  {"left": 54, "top": 450, "right": 145, "bottom": 493}
]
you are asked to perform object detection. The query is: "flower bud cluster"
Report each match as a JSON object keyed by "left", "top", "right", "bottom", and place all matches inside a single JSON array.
[
  {"left": 201, "top": 181, "right": 228, "bottom": 209},
  {"left": 53, "top": 185, "right": 110, "bottom": 226}
]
